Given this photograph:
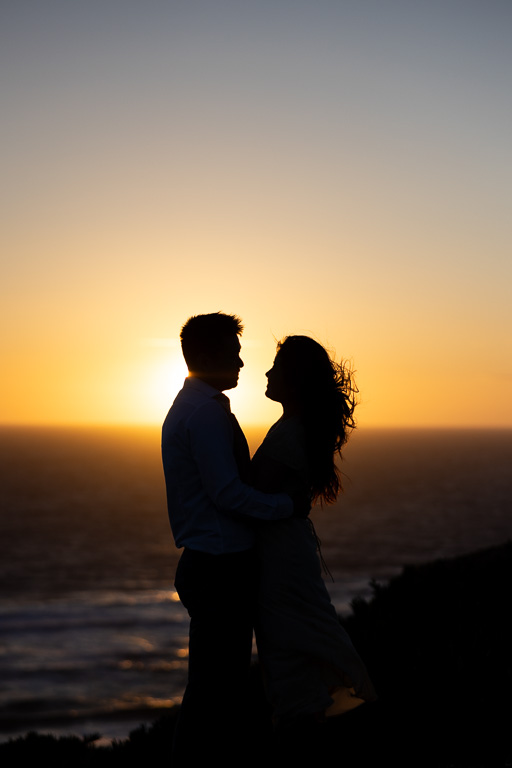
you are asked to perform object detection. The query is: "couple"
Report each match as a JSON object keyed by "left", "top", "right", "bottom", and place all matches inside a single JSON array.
[{"left": 161, "top": 312, "right": 376, "bottom": 765}]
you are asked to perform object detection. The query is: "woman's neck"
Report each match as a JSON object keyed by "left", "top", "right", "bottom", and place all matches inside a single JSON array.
[{"left": 281, "top": 400, "right": 301, "bottom": 420}]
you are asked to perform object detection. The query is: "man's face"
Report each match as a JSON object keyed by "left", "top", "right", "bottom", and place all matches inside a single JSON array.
[{"left": 205, "top": 334, "right": 244, "bottom": 391}]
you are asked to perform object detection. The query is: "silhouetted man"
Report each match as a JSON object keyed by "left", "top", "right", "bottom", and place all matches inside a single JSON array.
[{"left": 161, "top": 312, "right": 294, "bottom": 766}]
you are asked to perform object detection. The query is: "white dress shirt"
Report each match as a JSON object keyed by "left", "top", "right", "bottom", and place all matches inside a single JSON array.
[{"left": 161, "top": 377, "right": 293, "bottom": 554}]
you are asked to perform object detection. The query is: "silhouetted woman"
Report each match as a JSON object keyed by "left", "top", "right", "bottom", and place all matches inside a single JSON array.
[{"left": 252, "top": 335, "right": 376, "bottom": 729}]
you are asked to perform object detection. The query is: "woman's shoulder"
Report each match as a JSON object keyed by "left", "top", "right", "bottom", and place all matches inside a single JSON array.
[
  {"left": 259, "top": 416, "right": 307, "bottom": 471},
  {"left": 265, "top": 415, "right": 305, "bottom": 441}
]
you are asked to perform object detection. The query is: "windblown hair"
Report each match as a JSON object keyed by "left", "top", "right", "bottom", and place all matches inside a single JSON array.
[
  {"left": 276, "top": 335, "right": 358, "bottom": 505},
  {"left": 180, "top": 312, "right": 243, "bottom": 370}
]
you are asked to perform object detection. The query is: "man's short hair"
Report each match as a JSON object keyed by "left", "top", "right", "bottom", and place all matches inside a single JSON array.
[{"left": 180, "top": 312, "right": 243, "bottom": 369}]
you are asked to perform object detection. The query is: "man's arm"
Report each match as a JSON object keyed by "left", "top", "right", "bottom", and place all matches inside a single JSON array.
[
  {"left": 188, "top": 400, "right": 294, "bottom": 520},
  {"left": 251, "top": 454, "right": 311, "bottom": 518}
]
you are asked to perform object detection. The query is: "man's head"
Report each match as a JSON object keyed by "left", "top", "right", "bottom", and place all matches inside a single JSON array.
[{"left": 180, "top": 312, "right": 244, "bottom": 391}]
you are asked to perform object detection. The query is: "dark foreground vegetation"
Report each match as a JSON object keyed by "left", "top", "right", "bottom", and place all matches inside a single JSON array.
[{"left": 2, "top": 541, "right": 511, "bottom": 767}]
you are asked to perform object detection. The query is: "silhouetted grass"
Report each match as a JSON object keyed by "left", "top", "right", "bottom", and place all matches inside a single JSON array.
[{"left": 2, "top": 541, "right": 511, "bottom": 767}]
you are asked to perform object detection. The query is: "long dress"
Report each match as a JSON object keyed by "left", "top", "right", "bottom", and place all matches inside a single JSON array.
[{"left": 251, "top": 416, "right": 376, "bottom": 724}]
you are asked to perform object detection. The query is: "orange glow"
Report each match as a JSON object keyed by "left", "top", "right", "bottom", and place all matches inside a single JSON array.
[{"left": 2, "top": 320, "right": 511, "bottom": 428}]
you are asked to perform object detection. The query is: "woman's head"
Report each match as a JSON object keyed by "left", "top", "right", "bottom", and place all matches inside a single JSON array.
[
  {"left": 265, "top": 336, "right": 338, "bottom": 408},
  {"left": 266, "top": 335, "right": 357, "bottom": 504}
]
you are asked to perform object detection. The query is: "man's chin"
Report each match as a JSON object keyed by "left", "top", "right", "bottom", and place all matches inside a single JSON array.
[{"left": 222, "top": 377, "right": 239, "bottom": 391}]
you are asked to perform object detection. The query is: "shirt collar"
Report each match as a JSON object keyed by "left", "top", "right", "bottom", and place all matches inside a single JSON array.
[{"left": 182, "top": 376, "right": 225, "bottom": 400}]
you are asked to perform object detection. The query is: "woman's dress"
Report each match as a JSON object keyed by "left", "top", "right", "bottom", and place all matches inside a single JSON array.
[{"left": 251, "top": 416, "right": 376, "bottom": 724}]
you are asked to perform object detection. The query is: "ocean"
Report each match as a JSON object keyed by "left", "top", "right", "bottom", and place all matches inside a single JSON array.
[{"left": 1, "top": 425, "right": 511, "bottom": 744}]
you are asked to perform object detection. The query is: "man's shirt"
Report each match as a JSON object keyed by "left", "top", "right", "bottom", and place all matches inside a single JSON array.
[{"left": 161, "top": 377, "right": 293, "bottom": 554}]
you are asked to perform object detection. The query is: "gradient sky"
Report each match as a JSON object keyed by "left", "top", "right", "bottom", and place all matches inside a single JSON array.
[{"left": 2, "top": 0, "right": 511, "bottom": 428}]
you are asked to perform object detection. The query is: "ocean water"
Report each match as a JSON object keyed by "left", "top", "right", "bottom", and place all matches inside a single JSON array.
[{"left": 1, "top": 425, "right": 511, "bottom": 744}]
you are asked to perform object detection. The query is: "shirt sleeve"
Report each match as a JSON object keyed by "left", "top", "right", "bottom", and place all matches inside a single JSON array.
[{"left": 187, "top": 399, "right": 293, "bottom": 521}]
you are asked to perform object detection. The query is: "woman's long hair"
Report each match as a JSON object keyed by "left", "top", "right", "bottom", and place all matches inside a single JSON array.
[{"left": 276, "top": 335, "right": 358, "bottom": 505}]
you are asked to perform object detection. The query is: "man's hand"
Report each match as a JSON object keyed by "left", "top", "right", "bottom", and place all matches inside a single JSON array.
[{"left": 290, "top": 491, "right": 311, "bottom": 518}]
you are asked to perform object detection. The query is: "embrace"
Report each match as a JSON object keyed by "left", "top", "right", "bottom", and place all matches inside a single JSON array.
[{"left": 161, "top": 312, "right": 376, "bottom": 766}]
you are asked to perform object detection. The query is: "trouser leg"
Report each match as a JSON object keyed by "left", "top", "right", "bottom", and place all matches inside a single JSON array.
[{"left": 171, "top": 548, "right": 257, "bottom": 766}]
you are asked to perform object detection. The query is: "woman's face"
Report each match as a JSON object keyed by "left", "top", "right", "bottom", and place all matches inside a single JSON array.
[{"left": 265, "top": 353, "right": 287, "bottom": 403}]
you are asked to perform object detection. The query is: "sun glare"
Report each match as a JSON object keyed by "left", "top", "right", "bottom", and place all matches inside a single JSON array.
[
  {"left": 133, "top": 338, "right": 282, "bottom": 429},
  {"left": 138, "top": 352, "right": 188, "bottom": 424}
]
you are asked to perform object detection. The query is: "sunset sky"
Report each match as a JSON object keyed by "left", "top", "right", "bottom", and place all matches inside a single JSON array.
[{"left": 2, "top": 0, "right": 511, "bottom": 429}]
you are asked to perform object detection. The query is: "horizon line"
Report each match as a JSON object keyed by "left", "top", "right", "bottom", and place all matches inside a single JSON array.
[{"left": 1, "top": 421, "right": 511, "bottom": 431}]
